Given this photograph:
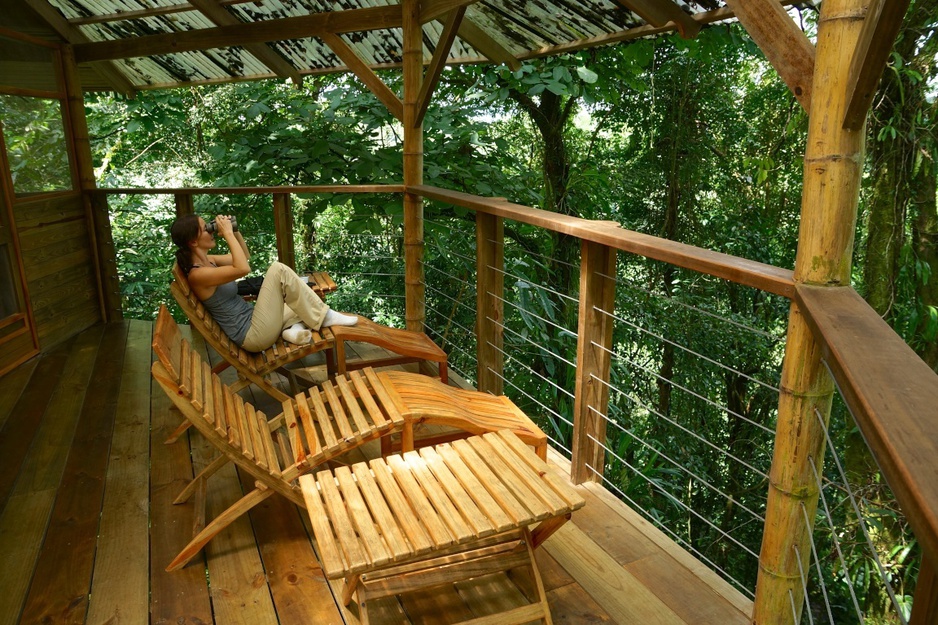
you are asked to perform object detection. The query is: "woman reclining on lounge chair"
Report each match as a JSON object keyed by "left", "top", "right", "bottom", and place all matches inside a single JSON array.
[{"left": 171, "top": 214, "right": 357, "bottom": 352}]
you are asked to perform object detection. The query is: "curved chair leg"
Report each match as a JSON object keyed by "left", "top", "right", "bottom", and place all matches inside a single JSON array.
[{"left": 166, "top": 485, "right": 274, "bottom": 572}]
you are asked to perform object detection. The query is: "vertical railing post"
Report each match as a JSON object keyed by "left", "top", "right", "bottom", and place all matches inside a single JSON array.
[
  {"left": 272, "top": 192, "right": 295, "bottom": 270},
  {"left": 476, "top": 212, "right": 504, "bottom": 395},
  {"left": 402, "top": 0, "right": 425, "bottom": 333},
  {"left": 754, "top": 0, "right": 868, "bottom": 621},
  {"left": 174, "top": 192, "right": 194, "bottom": 217},
  {"left": 910, "top": 554, "right": 938, "bottom": 625},
  {"left": 571, "top": 240, "right": 616, "bottom": 484}
]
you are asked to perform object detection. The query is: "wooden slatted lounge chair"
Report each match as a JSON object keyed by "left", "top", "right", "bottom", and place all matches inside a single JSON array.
[
  {"left": 169, "top": 263, "right": 448, "bottom": 403},
  {"left": 170, "top": 263, "right": 336, "bottom": 404},
  {"left": 375, "top": 370, "right": 548, "bottom": 460},
  {"left": 299, "top": 430, "right": 585, "bottom": 625},
  {"left": 151, "top": 305, "right": 406, "bottom": 571}
]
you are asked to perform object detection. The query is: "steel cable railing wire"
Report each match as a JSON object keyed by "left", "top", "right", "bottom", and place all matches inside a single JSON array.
[
  {"left": 483, "top": 334, "right": 575, "bottom": 404},
  {"left": 587, "top": 432, "right": 761, "bottom": 562},
  {"left": 794, "top": 544, "right": 816, "bottom": 625},
  {"left": 596, "top": 374, "right": 769, "bottom": 480},
  {"left": 600, "top": 305, "right": 781, "bottom": 394},
  {"left": 808, "top": 454, "right": 865, "bottom": 621},
  {"left": 814, "top": 395, "right": 907, "bottom": 623},
  {"left": 593, "top": 402, "right": 766, "bottom": 525},
  {"left": 608, "top": 269, "right": 786, "bottom": 345},
  {"left": 601, "top": 339, "right": 776, "bottom": 438},
  {"left": 801, "top": 498, "right": 838, "bottom": 624},
  {"left": 588, "top": 461, "right": 756, "bottom": 598}
]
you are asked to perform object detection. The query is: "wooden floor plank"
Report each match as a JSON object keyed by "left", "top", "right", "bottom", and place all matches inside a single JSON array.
[
  {"left": 247, "top": 480, "right": 346, "bottom": 625},
  {"left": 20, "top": 322, "right": 129, "bottom": 624},
  {"left": 0, "top": 338, "right": 72, "bottom": 511},
  {"left": 149, "top": 326, "right": 213, "bottom": 625},
  {"left": 201, "top": 465, "right": 278, "bottom": 623},
  {"left": 86, "top": 320, "right": 154, "bottom": 625},
  {"left": 0, "top": 356, "right": 37, "bottom": 431},
  {"left": 546, "top": 582, "right": 614, "bottom": 623},
  {"left": 0, "top": 324, "right": 104, "bottom": 625},
  {"left": 454, "top": 572, "right": 533, "bottom": 622},
  {"left": 544, "top": 523, "right": 684, "bottom": 624},
  {"left": 399, "top": 585, "right": 476, "bottom": 624}
]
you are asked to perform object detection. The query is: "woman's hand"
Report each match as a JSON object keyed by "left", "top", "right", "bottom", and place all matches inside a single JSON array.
[{"left": 214, "top": 215, "right": 235, "bottom": 237}]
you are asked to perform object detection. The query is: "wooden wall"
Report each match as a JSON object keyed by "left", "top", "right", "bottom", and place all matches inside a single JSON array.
[{"left": 13, "top": 191, "right": 100, "bottom": 349}]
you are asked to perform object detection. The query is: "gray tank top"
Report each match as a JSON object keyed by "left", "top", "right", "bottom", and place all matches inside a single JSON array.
[{"left": 200, "top": 276, "right": 253, "bottom": 347}]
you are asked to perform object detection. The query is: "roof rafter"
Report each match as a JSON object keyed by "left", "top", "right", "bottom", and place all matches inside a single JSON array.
[
  {"left": 613, "top": 0, "right": 700, "bottom": 39},
  {"left": 69, "top": 0, "right": 252, "bottom": 26},
  {"left": 23, "top": 0, "right": 136, "bottom": 96},
  {"left": 415, "top": 7, "right": 466, "bottom": 128},
  {"left": 419, "top": 0, "right": 478, "bottom": 24},
  {"left": 73, "top": 5, "right": 402, "bottom": 63},
  {"left": 457, "top": 17, "right": 521, "bottom": 71},
  {"left": 723, "top": 0, "right": 814, "bottom": 111},
  {"left": 843, "top": 0, "right": 911, "bottom": 130},
  {"left": 187, "top": 0, "right": 301, "bottom": 84},
  {"left": 319, "top": 32, "right": 403, "bottom": 122}
]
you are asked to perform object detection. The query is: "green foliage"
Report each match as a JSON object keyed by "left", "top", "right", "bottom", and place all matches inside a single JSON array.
[{"left": 0, "top": 95, "right": 72, "bottom": 194}]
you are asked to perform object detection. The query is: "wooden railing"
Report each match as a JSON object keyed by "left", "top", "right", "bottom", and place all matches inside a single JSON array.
[{"left": 94, "top": 183, "right": 938, "bottom": 622}]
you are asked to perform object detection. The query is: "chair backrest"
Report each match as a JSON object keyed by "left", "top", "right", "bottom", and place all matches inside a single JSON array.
[{"left": 153, "top": 304, "right": 185, "bottom": 383}]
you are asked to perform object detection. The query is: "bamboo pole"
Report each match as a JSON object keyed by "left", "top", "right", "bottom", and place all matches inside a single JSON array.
[
  {"left": 476, "top": 213, "right": 504, "bottom": 395},
  {"left": 402, "top": 0, "right": 425, "bottom": 333},
  {"left": 571, "top": 240, "right": 617, "bottom": 484},
  {"left": 753, "top": 0, "right": 868, "bottom": 621}
]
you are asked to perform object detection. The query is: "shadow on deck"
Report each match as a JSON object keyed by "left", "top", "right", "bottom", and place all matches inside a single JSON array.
[{"left": 0, "top": 320, "right": 753, "bottom": 624}]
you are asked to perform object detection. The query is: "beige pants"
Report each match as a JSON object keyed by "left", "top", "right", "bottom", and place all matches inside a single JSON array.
[{"left": 241, "top": 262, "right": 329, "bottom": 352}]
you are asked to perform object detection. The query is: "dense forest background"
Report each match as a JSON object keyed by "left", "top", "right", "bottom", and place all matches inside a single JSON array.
[{"left": 17, "top": 4, "right": 923, "bottom": 622}]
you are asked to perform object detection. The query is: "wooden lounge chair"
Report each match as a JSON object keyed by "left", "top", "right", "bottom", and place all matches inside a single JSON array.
[
  {"left": 377, "top": 370, "right": 548, "bottom": 460},
  {"left": 299, "top": 430, "right": 585, "bottom": 625},
  {"left": 170, "top": 263, "right": 336, "bottom": 404},
  {"left": 169, "top": 263, "right": 448, "bottom": 404},
  {"left": 151, "top": 305, "right": 407, "bottom": 571}
]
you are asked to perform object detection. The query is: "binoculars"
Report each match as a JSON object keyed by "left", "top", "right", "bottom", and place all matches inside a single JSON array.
[{"left": 205, "top": 217, "right": 238, "bottom": 233}]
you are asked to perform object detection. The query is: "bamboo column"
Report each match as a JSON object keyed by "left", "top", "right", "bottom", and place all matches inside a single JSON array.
[
  {"left": 61, "top": 45, "right": 123, "bottom": 322},
  {"left": 753, "top": 0, "right": 869, "bottom": 621},
  {"left": 476, "top": 213, "right": 504, "bottom": 395},
  {"left": 272, "top": 193, "right": 296, "bottom": 270},
  {"left": 571, "top": 240, "right": 617, "bottom": 484},
  {"left": 402, "top": 0, "right": 425, "bottom": 333}
]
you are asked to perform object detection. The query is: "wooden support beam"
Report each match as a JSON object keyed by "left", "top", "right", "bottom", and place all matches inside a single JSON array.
[
  {"left": 74, "top": 5, "right": 402, "bottom": 63},
  {"left": 614, "top": 0, "right": 700, "bottom": 39},
  {"left": 272, "top": 193, "right": 295, "bottom": 270},
  {"left": 69, "top": 0, "right": 260, "bottom": 26},
  {"left": 402, "top": 0, "right": 425, "bottom": 333},
  {"left": 572, "top": 240, "right": 617, "bottom": 484},
  {"left": 843, "top": 0, "right": 911, "bottom": 130},
  {"left": 419, "top": 0, "right": 479, "bottom": 24},
  {"left": 187, "top": 0, "right": 301, "bottom": 84},
  {"left": 723, "top": 0, "right": 815, "bottom": 111},
  {"left": 415, "top": 7, "right": 466, "bottom": 128},
  {"left": 753, "top": 0, "right": 868, "bottom": 621},
  {"left": 319, "top": 32, "right": 404, "bottom": 122},
  {"left": 476, "top": 212, "right": 504, "bottom": 396},
  {"left": 24, "top": 0, "right": 136, "bottom": 96},
  {"left": 911, "top": 555, "right": 938, "bottom": 625},
  {"left": 457, "top": 17, "right": 521, "bottom": 71}
]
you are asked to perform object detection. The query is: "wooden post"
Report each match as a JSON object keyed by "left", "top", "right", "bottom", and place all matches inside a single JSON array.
[
  {"left": 571, "top": 241, "right": 616, "bottom": 484},
  {"left": 753, "top": 0, "right": 868, "bottom": 622},
  {"left": 272, "top": 193, "right": 295, "bottom": 270},
  {"left": 174, "top": 192, "right": 194, "bottom": 216},
  {"left": 910, "top": 555, "right": 938, "bottom": 625},
  {"left": 476, "top": 213, "right": 504, "bottom": 395},
  {"left": 402, "top": 0, "right": 425, "bottom": 333},
  {"left": 60, "top": 45, "right": 122, "bottom": 321}
]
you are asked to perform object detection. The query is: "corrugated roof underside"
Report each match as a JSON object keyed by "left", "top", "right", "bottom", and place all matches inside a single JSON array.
[{"left": 48, "top": 0, "right": 719, "bottom": 87}]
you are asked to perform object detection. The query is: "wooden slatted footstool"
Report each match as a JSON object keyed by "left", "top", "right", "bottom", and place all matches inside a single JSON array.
[{"left": 299, "top": 430, "right": 584, "bottom": 625}]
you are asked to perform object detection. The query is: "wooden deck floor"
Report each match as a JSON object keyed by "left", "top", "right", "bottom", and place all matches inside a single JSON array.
[{"left": 0, "top": 320, "right": 753, "bottom": 625}]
